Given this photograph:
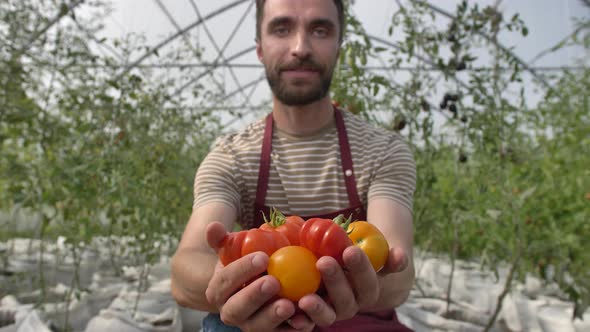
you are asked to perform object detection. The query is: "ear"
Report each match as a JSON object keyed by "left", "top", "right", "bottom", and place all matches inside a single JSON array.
[{"left": 256, "top": 39, "right": 263, "bottom": 61}]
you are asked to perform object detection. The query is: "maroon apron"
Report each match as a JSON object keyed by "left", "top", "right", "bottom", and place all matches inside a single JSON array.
[{"left": 252, "top": 108, "right": 413, "bottom": 332}]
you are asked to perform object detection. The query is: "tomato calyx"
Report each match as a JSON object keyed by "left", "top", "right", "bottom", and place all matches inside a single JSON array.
[
  {"left": 260, "top": 208, "right": 305, "bottom": 246},
  {"left": 262, "top": 207, "right": 287, "bottom": 228},
  {"left": 332, "top": 214, "right": 355, "bottom": 235}
]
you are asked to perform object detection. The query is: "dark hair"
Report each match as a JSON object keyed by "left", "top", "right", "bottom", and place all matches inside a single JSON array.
[{"left": 255, "top": 0, "right": 345, "bottom": 44}]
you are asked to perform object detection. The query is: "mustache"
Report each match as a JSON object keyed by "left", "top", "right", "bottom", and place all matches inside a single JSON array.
[{"left": 278, "top": 59, "right": 323, "bottom": 72}]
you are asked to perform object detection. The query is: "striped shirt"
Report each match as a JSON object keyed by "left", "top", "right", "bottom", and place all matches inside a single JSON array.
[{"left": 193, "top": 110, "right": 416, "bottom": 229}]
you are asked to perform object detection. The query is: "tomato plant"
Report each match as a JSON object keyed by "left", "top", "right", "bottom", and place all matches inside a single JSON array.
[
  {"left": 299, "top": 215, "right": 353, "bottom": 265},
  {"left": 347, "top": 221, "right": 389, "bottom": 272},
  {"left": 267, "top": 246, "right": 321, "bottom": 302},
  {"left": 217, "top": 229, "right": 289, "bottom": 266},
  {"left": 260, "top": 208, "right": 305, "bottom": 245}
]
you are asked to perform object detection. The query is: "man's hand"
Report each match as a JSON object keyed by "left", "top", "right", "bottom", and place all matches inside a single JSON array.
[
  {"left": 204, "top": 222, "right": 315, "bottom": 332},
  {"left": 297, "top": 244, "right": 410, "bottom": 326}
]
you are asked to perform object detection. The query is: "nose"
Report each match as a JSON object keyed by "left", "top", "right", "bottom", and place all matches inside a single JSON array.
[{"left": 291, "top": 30, "right": 311, "bottom": 59}]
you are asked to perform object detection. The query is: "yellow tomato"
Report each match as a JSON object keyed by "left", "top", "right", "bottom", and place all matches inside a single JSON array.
[
  {"left": 267, "top": 246, "right": 321, "bottom": 302},
  {"left": 347, "top": 221, "right": 389, "bottom": 272}
]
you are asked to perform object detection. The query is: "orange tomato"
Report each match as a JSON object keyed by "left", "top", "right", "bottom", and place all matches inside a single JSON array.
[
  {"left": 267, "top": 246, "right": 321, "bottom": 302},
  {"left": 347, "top": 221, "right": 389, "bottom": 272}
]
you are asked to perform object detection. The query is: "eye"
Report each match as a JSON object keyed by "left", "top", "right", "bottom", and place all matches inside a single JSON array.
[
  {"left": 273, "top": 26, "right": 289, "bottom": 37},
  {"left": 312, "top": 27, "right": 329, "bottom": 38}
]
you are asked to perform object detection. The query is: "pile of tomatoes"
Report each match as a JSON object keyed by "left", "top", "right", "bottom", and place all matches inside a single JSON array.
[{"left": 216, "top": 208, "right": 389, "bottom": 302}]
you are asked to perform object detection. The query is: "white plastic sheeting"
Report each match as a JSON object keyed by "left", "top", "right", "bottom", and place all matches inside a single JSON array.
[{"left": 1, "top": 237, "right": 589, "bottom": 332}]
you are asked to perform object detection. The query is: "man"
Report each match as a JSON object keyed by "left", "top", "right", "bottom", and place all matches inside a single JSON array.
[{"left": 171, "top": 0, "right": 416, "bottom": 331}]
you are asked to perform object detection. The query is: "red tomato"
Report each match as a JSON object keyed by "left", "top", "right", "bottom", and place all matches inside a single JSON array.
[
  {"left": 347, "top": 221, "right": 389, "bottom": 272},
  {"left": 217, "top": 228, "right": 289, "bottom": 266},
  {"left": 260, "top": 208, "right": 305, "bottom": 245},
  {"left": 267, "top": 246, "right": 321, "bottom": 302},
  {"left": 299, "top": 215, "right": 353, "bottom": 265}
]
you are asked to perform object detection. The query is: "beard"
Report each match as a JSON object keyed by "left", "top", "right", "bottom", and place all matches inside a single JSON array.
[{"left": 265, "top": 56, "right": 336, "bottom": 106}]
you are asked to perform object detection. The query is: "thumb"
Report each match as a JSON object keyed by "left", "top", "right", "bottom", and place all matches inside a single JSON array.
[{"left": 206, "top": 221, "right": 228, "bottom": 251}]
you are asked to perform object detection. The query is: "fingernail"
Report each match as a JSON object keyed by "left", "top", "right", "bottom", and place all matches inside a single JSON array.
[
  {"left": 261, "top": 279, "right": 275, "bottom": 295},
  {"left": 252, "top": 254, "right": 266, "bottom": 269},
  {"left": 276, "top": 305, "right": 288, "bottom": 318},
  {"left": 323, "top": 264, "right": 337, "bottom": 277},
  {"left": 347, "top": 249, "right": 361, "bottom": 267},
  {"left": 311, "top": 302, "right": 320, "bottom": 313}
]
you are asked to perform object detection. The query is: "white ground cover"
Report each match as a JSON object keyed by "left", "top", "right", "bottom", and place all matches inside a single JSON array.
[{"left": 0, "top": 237, "right": 588, "bottom": 332}]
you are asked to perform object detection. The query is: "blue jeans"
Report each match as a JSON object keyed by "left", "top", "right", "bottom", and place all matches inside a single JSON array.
[{"left": 201, "top": 313, "right": 242, "bottom": 332}]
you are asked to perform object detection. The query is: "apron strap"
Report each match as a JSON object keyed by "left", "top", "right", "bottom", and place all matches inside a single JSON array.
[
  {"left": 254, "top": 113, "right": 273, "bottom": 208},
  {"left": 334, "top": 108, "right": 362, "bottom": 208}
]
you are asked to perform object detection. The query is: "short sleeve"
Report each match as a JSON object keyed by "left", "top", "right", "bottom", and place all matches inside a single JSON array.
[
  {"left": 192, "top": 136, "right": 241, "bottom": 212},
  {"left": 368, "top": 137, "right": 416, "bottom": 212}
]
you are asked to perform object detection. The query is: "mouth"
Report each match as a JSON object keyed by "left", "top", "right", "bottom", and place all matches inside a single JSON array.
[
  {"left": 280, "top": 64, "right": 321, "bottom": 81},
  {"left": 281, "top": 66, "right": 319, "bottom": 73},
  {"left": 280, "top": 69, "right": 319, "bottom": 80}
]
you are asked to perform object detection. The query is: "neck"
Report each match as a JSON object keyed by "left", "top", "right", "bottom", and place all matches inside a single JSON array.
[{"left": 271, "top": 96, "right": 334, "bottom": 136}]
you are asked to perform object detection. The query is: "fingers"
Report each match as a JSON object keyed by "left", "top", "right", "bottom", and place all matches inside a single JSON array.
[
  {"left": 302, "top": 246, "right": 381, "bottom": 323},
  {"left": 285, "top": 313, "right": 315, "bottom": 331},
  {"left": 205, "top": 252, "right": 269, "bottom": 308},
  {"left": 314, "top": 255, "right": 358, "bottom": 321},
  {"left": 342, "top": 246, "right": 379, "bottom": 309},
  {"left": 298, "top": 293, "right": 337, "bottom": 327},
  {"left": 206, "top": 221, "right": 228, "bottom": 250},
  {"left": 245, "top": 298, "right": 304, "bottom": 331},
  {"left": 221, "top": 276, "right": 294, "bottom": 329},
  {"left": 206, "top": 251, "right": 309, "bottom": 332}
]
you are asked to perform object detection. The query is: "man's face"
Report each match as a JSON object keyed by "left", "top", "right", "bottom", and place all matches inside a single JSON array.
[{"left": 256, "top": 0, "right": 341, "bottom": 106}]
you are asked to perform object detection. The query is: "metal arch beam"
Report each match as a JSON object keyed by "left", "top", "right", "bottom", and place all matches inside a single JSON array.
[
  {"left": 172, "top": 45, "right": 257, "bottom": 97},
  {"left": 177, "top": 34, "right": 469, "bottom": 110},
  {"left": 221, "top": 100, "right": 274, "bottom": 130},
  {"left": 153, "top": 0, "right": 226, "bottom": 93},
  {"left": 69, "top": 62, "right": 585, "bottom": 72},
  {"left": 17, "top": 0, "right": 86, "bottom": 55},
  {"left": 189, "top": 0, "right": 254, "bottom": 103},
  {"left": 153, "top": 0, "right": 200, "bottom": 57},
  {"left": 67, "top": 13, "right": 125, "bottom": 62},
  {"left": 211, "top": 73, "right": 267, "bottom": 105},
  {"left": 406, "top": 0, "right": 551, "bottom": 90},
  {"left": 115, "top": 0, "right": 250, "bottom": 79}
]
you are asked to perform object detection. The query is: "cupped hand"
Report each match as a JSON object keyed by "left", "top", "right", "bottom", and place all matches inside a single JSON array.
[
  {"left": 296, "top": 244, "right": 410, "bottom": 327},
  {"left": 205, "top": 222, "right": 315, "bottom": 332}
]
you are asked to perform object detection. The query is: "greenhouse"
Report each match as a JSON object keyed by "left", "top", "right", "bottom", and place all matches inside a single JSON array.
[{"left": 1, "top": 0, "right": 589, "bottom": 331}]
